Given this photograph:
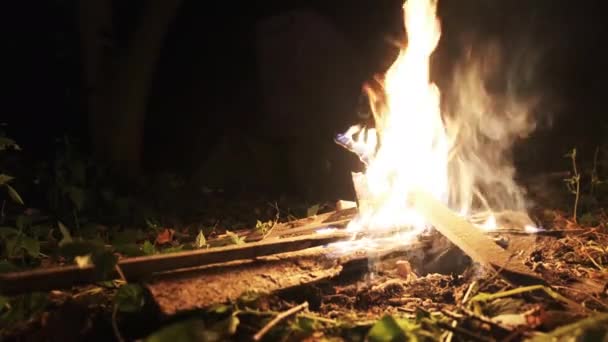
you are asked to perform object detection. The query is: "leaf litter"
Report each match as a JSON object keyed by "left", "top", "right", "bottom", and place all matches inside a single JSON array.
[{"left": 1, "top": 185, "right": 608, "bottom": 341}]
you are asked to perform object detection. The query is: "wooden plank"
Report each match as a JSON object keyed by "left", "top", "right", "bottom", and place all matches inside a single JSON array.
[
  {"left": 0, "top": 231, "right": 352, "bottom": 295},
  {"left": 146, "top": 240, "right": 429, "bottom": 315},
  {"left": 245, "top": 207, "right": 358, "bottom": 241},
  {"left": 410, "top": 190, "right": 546, "bottom": 286}
]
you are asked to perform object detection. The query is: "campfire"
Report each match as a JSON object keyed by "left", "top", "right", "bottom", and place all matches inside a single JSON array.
[
  {"left": 0, "top": 0, "right": 549, "bottom": 302},
  {"left": 3, "top": 0, "right": 608, "bottom": 340},
  {"left": 331, "top": 0, "right": 540, "bottom": 263}
]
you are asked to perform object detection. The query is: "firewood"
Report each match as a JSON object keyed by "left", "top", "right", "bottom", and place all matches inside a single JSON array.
[
  {"left": 410, "top": 190, "right": 546, "bottom": 286},
  {"left": 0, "top": 231, "right": 353, "bottom": 295}
]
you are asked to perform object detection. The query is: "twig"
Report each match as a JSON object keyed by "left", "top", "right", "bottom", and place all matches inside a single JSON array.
[
  {"left": 434, "top": 320, "right": 493, "bottom": 342},
  {"left": 114, "top": 264, "right": 127, "bottom": 283},
  {"left": 552, "top": 285, "right": 608, "bottom": 309},
  {"left": 462, "top": 281, "right": 478, "bottom": 304},
  {"left": 298, "top": 312, "right": 338, "bottom": 325},
  {"left": 253, "top": 301, "right": 308, "bottom": 341},
  {"left": 111, "top": 305, "right": 125, "bottom": 342},
  {"left": 459, "top": 307, "right": 514, "bottom": 333}
]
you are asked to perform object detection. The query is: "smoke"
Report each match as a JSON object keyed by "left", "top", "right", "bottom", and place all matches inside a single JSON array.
[{"left": 443, "top": 40, "right": 542, "bottom": 217}]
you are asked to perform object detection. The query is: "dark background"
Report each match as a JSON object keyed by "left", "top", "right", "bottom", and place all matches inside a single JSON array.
[{"left": 4, "top": 0, "right": 608, "bottom": 200}]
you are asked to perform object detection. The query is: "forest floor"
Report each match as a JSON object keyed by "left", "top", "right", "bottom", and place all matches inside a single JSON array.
[{"left": 1, "top": 138, "right": 608, "bottom": 341}]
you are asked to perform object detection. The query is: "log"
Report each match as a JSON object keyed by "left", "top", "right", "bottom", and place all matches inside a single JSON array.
[
  {"left": 410, "top": 190, "right": 546, "bottom": 286},
  {"left": 0, "top": 231, "right": 353, "bottom": 295}
]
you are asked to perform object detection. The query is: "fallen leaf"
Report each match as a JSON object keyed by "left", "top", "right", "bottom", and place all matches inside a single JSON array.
[
  {"left": 6, "top": 184, "right": 24, "bottom": 206},
  {"left": 225, "top": 230, "right": 245, "bottom": 245},
  {"left": 114, "top": 284, "right": 145, "bottom": 313},
  {"left": 142, "top": 240, "right": 157, "bottom": 255},
  {"left": 75, "top": 254, "right": 93, "bottom": 268},
  {"left": 194, "top": 230, "right": 207, "bottom": 249},
  {"left": 57, "top": 222, "right": 73, "bottom": 246},
  {"left": 155, "top": 228, "right": 175, "bottom": 245}
]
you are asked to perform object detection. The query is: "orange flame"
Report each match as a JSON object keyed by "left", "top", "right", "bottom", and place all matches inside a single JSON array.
[
  {"left": 340, "top": 0, "right": 538, "bottom": 236},
  {"left": 347, "top": 0, "right": 448, "bottom": 233}
]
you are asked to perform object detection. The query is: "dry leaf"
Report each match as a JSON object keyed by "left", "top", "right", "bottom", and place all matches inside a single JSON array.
[
  {"left": 75, "top": 254, "right": 93, "bottom": 268},
  {"left": 155, "top": 228, "right": 175, "bottom": 245}
]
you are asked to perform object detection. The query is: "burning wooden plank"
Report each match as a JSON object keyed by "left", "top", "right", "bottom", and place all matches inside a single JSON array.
[{"left": 410, "top": 190, "right": 546, "bottom": 285}]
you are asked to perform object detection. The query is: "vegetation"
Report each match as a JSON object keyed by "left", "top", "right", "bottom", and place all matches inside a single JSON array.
[{"left": 0, "top": 126, "right": 607, "bottom": 341}]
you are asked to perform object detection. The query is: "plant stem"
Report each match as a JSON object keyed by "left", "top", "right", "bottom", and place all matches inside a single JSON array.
[{"left": 570, "top": 151, "right": 580, "bottom": 223}]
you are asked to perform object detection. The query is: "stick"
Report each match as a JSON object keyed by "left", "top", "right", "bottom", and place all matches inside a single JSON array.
[
  {"left": 248, "top": 207, "right": 358, "bottom": 241},
  {"left": 410, "top": 190, "right": 546, "bottom": 286},
  {"left": 253, "top": 301, "right": 309, "bottom": 341},
  {"left": 0, "top": 231, "right": 352, "bottom": 295}
]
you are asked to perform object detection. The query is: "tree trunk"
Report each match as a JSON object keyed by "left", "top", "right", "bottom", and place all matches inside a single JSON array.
[
  {"left": 78, "top": 0, "right": 113, "bottom": 160},
  {"left": 82, "top": 0, "right": 183, "bottom": 179}
]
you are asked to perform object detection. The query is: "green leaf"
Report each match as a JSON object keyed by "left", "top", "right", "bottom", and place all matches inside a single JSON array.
[
  {"left": 208, "top": 304, "right": 231, "bottom": 314},
  {"left": 212, "top": 315, "right": 239, "bottom": 336},
  {"left": 6, "top": 184, "right": 24, "bottom": 206},
  {"left": 225, "top": 230, "right": 245, "bottom": 245},
  {"left": 0, "top": 260, "right": 19, "bottom": 273},
  {"left": 59, "top": 240, "right": 105, "bottom": 260},
  {"left": 30, "top": 224, "right": 53, "bottom": 240},
  {"left": 3, "top": 235, "right": 38, "bottom": 258},
  {"left": 142, "top": 240, "right": 157, "bottom": 255},
  {"left": 306, "top": 204, "right": 320, "bottom": 217},
  {"left": 0, "top": 295, "right": 9, "bottom": 310},
  {"left": 15, "top": 215, "right": 31, "bottom": 231},
  {"left": 145, "top": 316, "right": 238, "bottom": 342},
  {"left": 58, "top": 221, "right": 73, "bottom": 246},
  {"left": 114, "top": 284, "right": 145, "bottom": 313},
  {"left": 58, "top": 240, "right": 117, "bottom": 277},
  {"left": 145, "top": 218, "right": 160, "bottom": 230},
  {"left": 112, "top": 229, "right": 145, "bottom": 245},
  {"left": 292, "top": 316, "right": 317, "bottom": 333},
  {"left": 145, "top": 319, "right": 207, "bottom": 342},
  {"left": 4, "top": 237, "right": 21, "bottom": 258},
  {"left": 113, "top": 243, "right": 145, "bottom": 257},
  {"left": 367, "top": 316, "right": 405, "bottom": 342},
  {"left": 21, "top": 236, "right": 40, "bottom": 258},
  {"left": 528, "top": 313, "right": 608, "bottom": 342},
  {"left": 0, "top": 174, "right": 14, "bottom": 186},
  {"left": 1, "top": 292, "right": 48, "bottom": 324},
  {"left": 160, "top": 245, "right": 184, "bottom": 254},
  {"left": 194, "top": 230, "right": 207, "bottom": 249},
  {"left": 0, "top": 227, "right": 19, "bottom": 239},
  {"left": 0, "top": 137, "right": 19, "bottom": 151}
]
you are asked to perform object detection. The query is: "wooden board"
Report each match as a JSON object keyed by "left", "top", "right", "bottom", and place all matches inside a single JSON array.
[
  {"left": 146, "top": 240, "right": 429, "bottom": 315},
  {"left": 0, "top": 231, "right": 352, "bottom": 295},
  {"left": 410, "top": 190, "right": 546, "bottom": 286}
]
